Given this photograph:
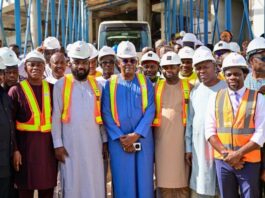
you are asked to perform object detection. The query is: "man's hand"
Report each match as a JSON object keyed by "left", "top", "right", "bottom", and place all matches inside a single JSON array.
[
  {"left": 55, "top": 147, "right": 69, "bottom": 163},
  {"left": 185, "top": 152, "right": 192, "bottom": 166},
  {"left": 13, "top": 150, "right": 22, "bottom": 172},
  {"left": 123, "top": 145, "right": 136, "bottom": 153},
  {"left": 224, "top": 150, "right": 243, "bottom": 166},
  {"left": 233, "top": 160, "right": 245, "bottom": 170},
  {"left": 120, "top": 133, "right": 140, "bottom": 149}
]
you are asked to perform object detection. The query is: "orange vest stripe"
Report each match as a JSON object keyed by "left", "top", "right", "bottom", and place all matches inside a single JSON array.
[
  {"left": 61, "top": 74, "right": 102, "bottom": 124},
  {"left": 215, "top": 88, "right": 260, "bottom": 162},
  {"left": 16, "top": 80, "right": 52, "bottom": 132},
  {"left": 152, "top": 79, "right": 190, "bottom": 127}
]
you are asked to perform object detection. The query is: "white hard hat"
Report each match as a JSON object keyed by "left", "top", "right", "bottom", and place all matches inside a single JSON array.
[
  {"left": 213, "top": 41, "right": 230, "bottom": 53},
  {"left": 0, "top": 47, "right": 20, "bottom": 66},
  {"left": 246, "top": 37, "right": 265, "bottom": 58},
  {"left": 87, "top": 43, "right": 98, "bottom": 60},
  {"left": 117, "top": 41, "right": 137, "bottom": 58},
  {"left": 43, "top": 37, "right": 61, "bottom": 50},
  {"left": 229, "top": 42, "right": 241, "bottom": 53},
  {"left": 178, "top": 46, "right": 194, "bottom": 59},
  {"left": 182, "top": 33, "right": 197, "bottom": 43},
  {"left": 160, "top": 51, "right": 181, "bottom": 66},
  {"left": 66, "top": 44, "right": 72, "bottom": 52},
  {"left": 25, "top": 50, "right": 46, "bottom": 63},
  {"left": 195, "top": 39, "right": 204, "bottom": 47},
  {"left": 0, "top": 56, "right": 6, "bottom": 70},
  {"left": 222, "top": 52, "right": 248, "bottom": 71},
  {"left": 155, "top": 39, "right": 166, "bottom": 48},
  {"left": 98, "top": 46, "right": 116, "bottom": 61},
  {"left": 67, "top": 41, "right": 91, "bottom": 59},
  {"left": 193, "top": 46, "right": 215, "bottom": 66},
  {"left": 141, "top": 51, "right": 160, "bottom": 64}
]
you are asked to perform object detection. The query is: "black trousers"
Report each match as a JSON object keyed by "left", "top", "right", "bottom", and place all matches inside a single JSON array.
[{"left": 0, "top": 177, "right": 10, "bottom": 198}]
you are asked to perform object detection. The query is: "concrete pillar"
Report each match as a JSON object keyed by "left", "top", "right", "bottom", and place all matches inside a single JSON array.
[
  {"left": 95, "top": 17, "right": 101, "bottom": 42},
  {"left": 89, "top": 11, "right": 93, "bottom": 43},
  {"left": 251, "top": 0, "right": 265, "bottom": 37},
  {"left": 30, "top": 0, "right": 38, "bottom": 48},
  {"left": 137, "top": 0, "right": 151, "bottom": 25}
]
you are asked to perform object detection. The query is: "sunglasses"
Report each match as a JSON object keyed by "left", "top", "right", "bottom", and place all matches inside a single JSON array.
[
  {"left": 121, "top": 58, "right": 137, "bottom": 64},
  {"left": 254, "top": 56, "right": 265, "bottom": 62},
  {"left": 101, "top": 60, "right": 115, "bottom": 65},
  {"left": 215, "top": 50, "right": 230, "bottom": 57}
]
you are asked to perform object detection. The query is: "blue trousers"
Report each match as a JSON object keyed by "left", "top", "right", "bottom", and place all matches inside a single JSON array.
[{"left": 215, "top": 159, "right": 260, "bottom": 198}]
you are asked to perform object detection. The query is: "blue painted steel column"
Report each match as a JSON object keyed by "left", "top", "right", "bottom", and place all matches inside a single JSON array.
[
  {"left": 77, "top": 1, "right": 81, "bottom": 40},
  {"left": 203, "top": 0, "right": 208, "bottom": 44},
  {"left": 225, "top": 0, "right": 232, "bottom": 31},
  {"left": 14, "top": 0, "right": 21, "bottom": 51},
  {"left": 61, "top": 0, "right": 65, "bottom": 46},
  {"left": 56, "top": 0, "right": 61, "bottom": 38},
  {"left": 50, "top": 0, "right": 56, "bottom": 36},
  {"left": 189, "top": 0, "right": 193, "bottom": 32},
  {"left": 242, "top": 0, "right": 253, "bottom": 39},
  {"left": 72, "top": 0, "right": 77, "bottom": 42},
  {"left": 196, "top": 0, "right": 201, "bottom": 39},
  {"left": 87, "top": 9, "right": 90, "bottom": 42},
  {"left": 36, "top": 0, "right": 42, "bottom": 45},
  {"left": 172, "top": 0, "right": 177, "bottom": 34},
  {"left": 179, "top": 0, "right": 183, "bottom": 31},
  {"left": 212, "top": 0, "right": 220, "bottom": 44}
]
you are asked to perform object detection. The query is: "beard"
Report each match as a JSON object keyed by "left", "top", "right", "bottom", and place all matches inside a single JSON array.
[{"left": 71, "top": 68, "right": 90, "bottom": 81}]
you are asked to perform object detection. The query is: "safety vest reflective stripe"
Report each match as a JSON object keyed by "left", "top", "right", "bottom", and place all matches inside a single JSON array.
[
  {"left": 87, "top": 76, "right": 103, "bottom": 124},
  {"left": 110, "top": 73, "right": 148, "bottom": 127},
  {"left": 215, "top": 88, "right": 260, "bottom": 162},
  {"left": 152, "top": 79, "right": 190, "bottom": 127},
  {"left": 61, "top": 74, "right": 102, "bottom": 124},
  {"left": 16, "top": 80, "right": 52, "bottom": 132}
]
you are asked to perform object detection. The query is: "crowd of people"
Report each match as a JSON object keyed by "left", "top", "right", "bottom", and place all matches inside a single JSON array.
[{"left": 0, "top": 29, "right": 265, "bottom": 198}]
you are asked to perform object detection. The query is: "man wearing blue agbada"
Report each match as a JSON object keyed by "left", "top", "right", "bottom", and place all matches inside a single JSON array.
[{"left": 102, "top": 41, "right": 155, "bottom": 198}]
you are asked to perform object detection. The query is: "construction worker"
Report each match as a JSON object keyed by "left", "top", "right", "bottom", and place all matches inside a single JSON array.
[
  {"left": 155, "top": 39, "right": 166, "bottom": 57},
  {"left": 185, "top": 46, "right": 226, "bottom": 197},
  {"left": 9, "top": 44, "right": 20, "bottom": 59},
  {"left": 88, "top": 43, "right": 102, "bottom": 77},
  {"left": 159, "top": 45, "right": 173, "bottom": 58},
  {"left": 142, "top": 46, "right": 154, "bottom": 55},
  {"left": 9, "top": 50, "right": 57, "bottom": 198},
  {"left": 45, "top": 52, "right": 66, "bottom": 84},
  {"left": 52, "top": 41, "right": 105, "bottom": 198},
  {"left": 140, "top": 51, "right": 160, "bottom": 84},
  {"left": 102, "top": 41, "right": 155, "bottom": 198},
  {"left": 182, "top": 33, "right": 197, "bottom": 49},
  {"left": 154, "top": 51, "right": 190, "bottom": 198},
  {"left": 0, "top": 47, "right": 21, "bottom": 92},
  {"left": 0, "top": 57, "right": 15, "bottom": 198},
  {"left": 229, "top": 42, "right": 241, "bottom": 53},
  {"left": 178, "top": 46, "right": 198, "bottom": 85},
  {"left": 42, "top": 37, "right": 61, "bottom": 78},
  {"left": 205, "top": 52, "right": 265, "bottom": 198}
]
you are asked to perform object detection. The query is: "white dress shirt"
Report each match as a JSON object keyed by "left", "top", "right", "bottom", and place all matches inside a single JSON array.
[{"left": 205, "top": 86, "right": 265, "bottom": 147}]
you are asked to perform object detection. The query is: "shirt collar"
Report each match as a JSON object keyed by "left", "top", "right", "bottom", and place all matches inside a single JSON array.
[{"left": 228, "top": 86, "right": 246, "bottom": 97}]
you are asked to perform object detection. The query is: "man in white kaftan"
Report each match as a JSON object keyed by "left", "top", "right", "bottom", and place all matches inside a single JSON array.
[{"left": 51, "top": 41, "right": 105, "bottom": 198}]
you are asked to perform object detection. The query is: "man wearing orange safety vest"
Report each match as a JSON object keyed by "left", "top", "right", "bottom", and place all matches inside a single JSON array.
[
  {"left": 101, "top": 41, "right": 155, "bottom": 198},
  {"left": 205, "top": 53, "right": 265, "bottom": 198},
  {"left": 153, "top": 51, "right": 191, "bottom": 198},
  {"left": 8, "top": 50, "right": 57, "bottom": 198},
  {"left": 51, "top": 41, "right": 105, "bottom": 198}
]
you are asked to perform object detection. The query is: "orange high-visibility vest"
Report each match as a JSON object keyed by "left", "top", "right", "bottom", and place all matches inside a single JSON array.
[
  {"left": 152, "top": 79, "right": 190, "bottom": 127},
  {"left": 215, "top": 88, "right": 260, "bottom": 162},
  {"left": 16, "top": 80, "right": 52, "bottom": 132},
  {"left": 61, "top": 74, "right": 103, "bottom": 124},
  {"left": 110, "top": 73, "right": 148, "bottom": 127}
]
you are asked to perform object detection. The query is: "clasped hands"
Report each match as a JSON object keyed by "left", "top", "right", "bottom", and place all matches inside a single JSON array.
[
  {"left": 222, "top": 150, "right": 244, "bottom": 170},
  {"left": 119, "top": 132, "right": 140, "bottom": 153}
]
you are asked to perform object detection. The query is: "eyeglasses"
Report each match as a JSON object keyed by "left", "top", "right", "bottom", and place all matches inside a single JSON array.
[
  {"left": 101, "top": 60, "right": 115, "bottom": 65},
  {"left": 254, "top": 56, "right": 265, "bottom": 62},
  {"left": 215, "top": 50, "right": 230, "bottom": 57},
  {"left": 121, "top": 58, "right": 137, "bottom": 64}
]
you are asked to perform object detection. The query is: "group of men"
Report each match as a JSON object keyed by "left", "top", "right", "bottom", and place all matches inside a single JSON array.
[{"left": 0, "top": 30, "right": 265, "bottom": 198}]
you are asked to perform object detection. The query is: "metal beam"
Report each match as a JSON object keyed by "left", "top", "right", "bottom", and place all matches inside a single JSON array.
[
  {"left": 172, "top": 0, "right": 176, "bottom": 34},
  {"left": 179, "top": 0, "right": 183, "bottom": 31},
  {"left": 14, "top": 0, "right": 21, "bottom": 51},
  {"left": 189, "top": 0, "right": 193, "bottom": 32},
  {"left": 225, "top": 0, "right": 232, "bottom": 31},
  {"left": 36, "top": 0, "right": 42, "bottom": 45},
  {"left": 203, "top": 0, "right": 208, "bottom": 44}
]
